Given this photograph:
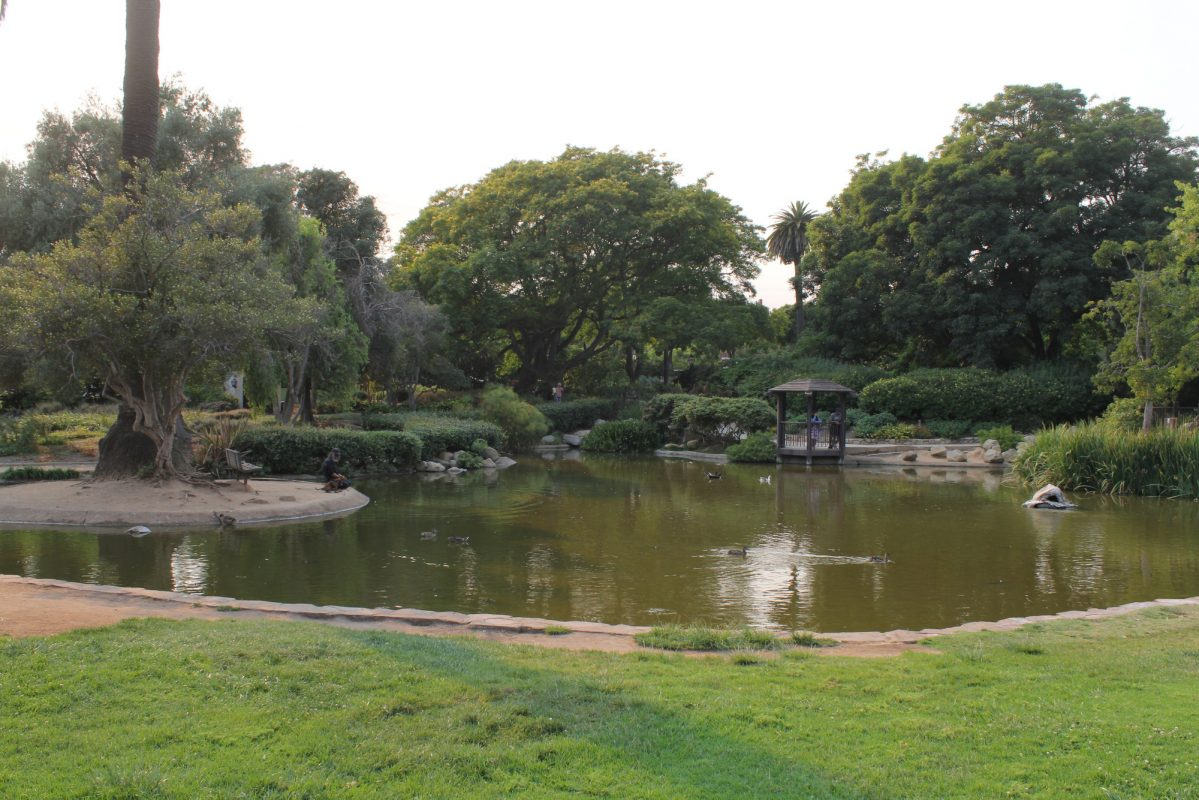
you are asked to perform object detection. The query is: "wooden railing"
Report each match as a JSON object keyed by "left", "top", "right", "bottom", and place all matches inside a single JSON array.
[{"left": 780, "top": 421, "right": 843, "bottom": 451}]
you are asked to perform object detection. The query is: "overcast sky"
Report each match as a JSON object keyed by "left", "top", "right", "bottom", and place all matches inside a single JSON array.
[{"left": 2, "top": 0, "right": 1196, "bottom": 306}]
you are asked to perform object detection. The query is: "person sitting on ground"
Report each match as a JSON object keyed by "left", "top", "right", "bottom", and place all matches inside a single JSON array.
[{"left": 321, "top": 448, "right": 351, "bottom": 491}]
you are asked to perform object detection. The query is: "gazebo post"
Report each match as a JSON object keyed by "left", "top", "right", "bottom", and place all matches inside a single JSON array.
[
  {"left": 776, "top": 391, "right": 786, "bottom": 453},
  {"left": 806, "top": 392, "right": 816, "bottom": 465},
  {"left": 837, "top": 392, "right": 848, "bottom": 462}
]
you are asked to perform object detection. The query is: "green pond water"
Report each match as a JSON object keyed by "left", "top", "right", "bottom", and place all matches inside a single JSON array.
[{"left": 2, "top": 454, "right": 1198, "bottom": 632}]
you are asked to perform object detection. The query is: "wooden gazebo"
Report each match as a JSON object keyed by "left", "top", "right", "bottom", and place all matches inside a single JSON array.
[{"left": 767, "top": 379, "right": 856, "bottom": 465}]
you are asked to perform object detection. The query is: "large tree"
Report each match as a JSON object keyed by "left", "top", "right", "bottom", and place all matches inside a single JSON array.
[
  {"left": 766, "top": 200, "right": 818, "bottom": 337},
  {"left": 396, "top": 146, "right": 762, "bottom": 393},
  {"left": 0, "top": 170, "right": 310, "bottom": 479},
  {"left": 808, "top": 85, "right": 1198, "bottom": 368}
]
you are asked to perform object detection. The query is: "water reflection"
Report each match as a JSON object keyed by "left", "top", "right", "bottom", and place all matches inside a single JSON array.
[{"left": 2, "top": 456, "right": 1198, "bottom": 632}]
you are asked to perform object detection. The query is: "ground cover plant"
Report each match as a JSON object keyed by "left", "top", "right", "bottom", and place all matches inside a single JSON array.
[
  {"left": 1, "top": 608, "right": 1197, "bottom": 797},
  {"left": 579, "top": 420, "right": 661, "bottom": 453},
  {"left": 0, "top": 466, "right": 81, "bottom": 481}
]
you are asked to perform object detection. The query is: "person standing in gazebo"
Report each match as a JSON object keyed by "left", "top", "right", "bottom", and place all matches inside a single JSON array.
[{"left": 828, "top": 410, "right": 842, "bottom": 447}]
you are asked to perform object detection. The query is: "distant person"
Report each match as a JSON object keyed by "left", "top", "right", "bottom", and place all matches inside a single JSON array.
[
  {"left": 809, "top": 413, "right": 822, "bottom": 445},
  {"left": 321, "top": 448, "right": 351, "bottom": 492},
  {"left": 829, "top": 411, "right": 842, "bottom": 446},
  {"left": 552, "top": 382, "right": 565, "bottom": 403}
]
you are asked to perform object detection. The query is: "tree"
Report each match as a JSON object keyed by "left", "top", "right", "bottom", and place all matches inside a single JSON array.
[
  {"left": 0, "top": 170, "right": 311, "bottom": 478},
  {"left": 296, "top": 169, "right": 388, "bottom": 275},
  {"left": 1089, "top": 184, "right": 1199, "bottom": 430},
  {"left": 809, "top": 85, "right": 1198, "bottom": 368},
  {"left": 121, "top": 0, "right": 160, "bottom": 174},
  {"left": 767, "top": 201, "right": 818, "bottom": 337},
  {"left": 396, "top": 146, "right": 762, "bottom": 393}
]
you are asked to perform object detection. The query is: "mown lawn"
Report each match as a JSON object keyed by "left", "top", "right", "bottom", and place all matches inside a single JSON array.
[{"left": 1, "top": 608, "right": 1197, "bottom": 798}]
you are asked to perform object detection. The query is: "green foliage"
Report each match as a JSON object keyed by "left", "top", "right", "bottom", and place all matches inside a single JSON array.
[
  {"left": 634, "top": 624, "right": 780, "bottom": 651},
  {"left": 535, "top": 398, "right": 619, "bottom": 433},
  {"left": 455, "top": 451, "right": 485, "bottom": 469},
  {"left": 809, "top": 85, "right": 1198, "bottom": 368},
  {"left": 469, "top": 438, "right": 491, "bottom": 458},
  {"left": 858, "top": 366, "right": 1101, "bottom": 426},
  {"left": 974, "top": 424, "right": 1020, "bottom": 451},
  {"left": 0, "top": 409, "right": 115, "bottom": 455},
  {"left": 0, "top": 416, "right": 40, "bottom": 456},
  {"left": 862, "top": 423, "right": 920, "bottom": 440},
  {"left": 849, "top": 411, "right": 897, "bottom": 438},
  {"left": 232, "top": 426, "right": 421, "bottom": 474},
  {"left": 1011, "top": 422, "right": 1199, "bottom": 497},
  {"left": 923, "top": 419, "right": 975, "bottom": 439},
  {"left": 0, "top": 466, "right": 81, "bottom": 481},
  {"left": 395, "top": 146, "right": 763, "bottom": 391},
  {"left": 712, "top": 347, "right": 890, "bottom": 398},
  {"left": 363, "top": 413, "right": 503, "bottom": 461},
  {"left": 479, "top": 386, "right": 549, "bottom": 450},
  {"left": 666, "top": 396, "right": 775, "bottom": 446},
  {"left": 1097, "top": 397, "right": 1145, "bottom": 433},
  {"left": 725, "top": 432, "right": 778, "bottom": 462},
  {"left": 579, "top": 420, "right": 661, "bottom": 453}
]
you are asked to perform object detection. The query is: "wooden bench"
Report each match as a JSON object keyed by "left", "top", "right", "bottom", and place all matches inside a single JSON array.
[{"left": 225, "top": 449, "right": 262, "bottom": 487}]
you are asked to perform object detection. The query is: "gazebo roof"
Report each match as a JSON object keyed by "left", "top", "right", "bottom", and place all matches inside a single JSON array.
[{"left": 768, "top": 379, "right": 856, "bottom": 396}]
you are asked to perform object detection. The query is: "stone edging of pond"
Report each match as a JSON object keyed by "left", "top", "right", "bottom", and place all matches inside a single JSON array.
[{"left": 2, "top": 573, "right": 1196, "bottom": 646}]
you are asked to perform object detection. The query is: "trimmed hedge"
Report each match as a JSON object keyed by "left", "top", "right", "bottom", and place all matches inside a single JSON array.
[
  {"left": 233, "top": 427, "right": 422, "bottom": 475},
  {"left": 644, "top": 394, "right": 775, "bottom": 446},
  {"left": 858, "top": 366, "right": 1103, "bottom": 427},
  {"left": 0, "top": 466, "right": 81, "bottom": 481},
  {"left": 363, "top": 413, "right": 503, "bottom": 460},
  {"left": 580, "top": 420, "right": 661, "bottom": 453},
  {"left": 536, "top": 398, "right": 619, "bottom": 433}
]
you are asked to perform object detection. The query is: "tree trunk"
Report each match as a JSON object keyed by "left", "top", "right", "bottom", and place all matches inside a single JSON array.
[
  {"left": 793, "top": 269, "right": 805, "bottom": 337},
  {"left": 1142, "top": 400, "right": 1154, "bottom": 433},
  {"left": 94, "top": 405, "right": 192, "bottom": 479},
  {"left": 120, "top": 0, "right": 160, "bottom": 169}
]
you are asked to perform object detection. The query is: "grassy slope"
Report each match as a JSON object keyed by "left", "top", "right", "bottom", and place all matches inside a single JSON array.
[{"left": 1, "top": 609, "right": 1197, "bottom": 798}]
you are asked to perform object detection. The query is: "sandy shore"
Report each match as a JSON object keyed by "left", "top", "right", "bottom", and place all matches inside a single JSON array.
[{"left": 0, "top": 476, "right": 368, "bottom": 528}]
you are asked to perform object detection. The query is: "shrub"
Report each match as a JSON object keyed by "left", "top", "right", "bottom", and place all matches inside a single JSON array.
[
  {"left": 479, "top": 386, "right": 549, "bottom": 450},
  {"left": 0, "top": 417, "right": 40, "bottom": 456},
  {"left": 1, "top": 466, "right": 81, "bottom": 481},
  {"left": 580, "top": 420, "right": 661, "bottom": 453},
  {"left": 863, "top": 422, "right": 920, "bottom": 440},
  {"left": 535, "top": 398, "right": 619, "bottom": 432},
  {"left": 455, "top": 451, "right": 485, "bottom": 469},
  {"left": 363, "top": 412, "right": 503, "bottom": 460},
  {"left": 1011, "top": 423, "right": 1199, "bottom": 498},
  {"left": 924, "top": 419, "right": 974, "bottom": 439},
  {"left": 1097, "top": 397, "right": 1143, "bottom": 433},
  {"left": 668, "top": 396, "right": 775, "bottom": 446},
  {"left": 470, "top": 438, "right": 491, "bottom": 457},
  {"left": 193, "top": 415, "right": 249, "bottom": 476},
  {"left": 850, "top": 411, "right": 897, "bottom": 438},
  {"left": 726, "top": 432, "right": 778, "bottom": 462},
  {"left": 233, "top": 426, "right": 421, "bottom": 474},
  {"left": 975, "top": 424, "right": 1020, "bottom": 451},
  {"left": 711, "top": 347, "right": 891, "bottom": 398},
  {"left": 642, "top": 394, "right": 695, "bottom": 436}
]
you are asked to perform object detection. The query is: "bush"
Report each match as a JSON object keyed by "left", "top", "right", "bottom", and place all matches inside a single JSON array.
[
  {"left": 470, "top": 438, "right": 491, "bottom": 457},
  {"left": 455, "top": 451, "right": 485, "bottom": 469},
  {"left": 536, "top": 398, "right": 619, "bottom": 432},
  {"left": 858, "top": 366, "right": 1103, "bottom": 427},
  {"left": 1097, "top": 397, "right": 1143, "bottom": 433},
  {"left": 580, "top": 420, "right": 661, "bottom": 453},
  {"left": 0, "top": 466, "right": 81, "bottom": 481},
  {"left": 479, "top": 386, "right": 549, "bottom": 450},
  {"left": 975, "top": 424, "right": 1020, "bottom": 451},
  {"left": 1011, "top": 423, "right": 1199, "bottom": 497},
  {"left": 711, "top": 347, "right": 891, "bottom": 398},
  {"left": 232, "top": 426, "right": 421, "bottom": 474},
  {"left": 924, "top": 419, "right": 974, "bottom": 439},
  {"left": 363, "top": 412, "right": 503, "bottom": 460},
  {"left": 863, "top": 422, "right": 920, "bottom": 440},
  {"left": 850, "top": 411, "right": 897, "bottom": 438},
  {"left": 0, "top": 417, "right": 40, "bottom": 456},
  {"left": 726, "top": 432, "right": 777, "bottom": 462},
  {"left": 642, "top": 394, "right": 695, "bottom": 436},
  {"left": 668, "top": 396, "right": 775, "bottom": 446}
]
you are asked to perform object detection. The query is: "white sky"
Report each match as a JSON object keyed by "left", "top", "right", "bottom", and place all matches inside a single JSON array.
[{"left": 2, "top": 0, "right": 1197, "bottom": 307}]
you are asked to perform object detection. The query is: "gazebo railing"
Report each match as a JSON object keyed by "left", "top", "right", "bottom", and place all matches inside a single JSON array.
[{"left": 780, "top": 421, "right": 842, "bottom": 451}]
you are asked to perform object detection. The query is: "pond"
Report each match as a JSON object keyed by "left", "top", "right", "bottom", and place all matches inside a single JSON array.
[{"left": 2, "top": 454, "right": 1198, "bottom": 632}]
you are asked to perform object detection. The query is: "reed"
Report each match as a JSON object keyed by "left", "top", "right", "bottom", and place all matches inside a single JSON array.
[{"left": 1011, "top": 422, "right": 1199, "bottom": 498}]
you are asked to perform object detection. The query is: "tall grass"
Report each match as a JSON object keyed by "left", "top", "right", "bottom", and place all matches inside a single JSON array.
[{"left": 1012, "top": 422, "right": 1199, "bottom": 497}]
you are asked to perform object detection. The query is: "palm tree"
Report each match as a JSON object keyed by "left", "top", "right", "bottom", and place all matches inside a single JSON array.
[{"left": 767, "top": 201, "right": 818, "bottom": 337}]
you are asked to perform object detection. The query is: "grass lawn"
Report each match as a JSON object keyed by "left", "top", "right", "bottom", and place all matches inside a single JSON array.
[{"left": 1, "top": 608, "right": 1197, "bottom": 798}]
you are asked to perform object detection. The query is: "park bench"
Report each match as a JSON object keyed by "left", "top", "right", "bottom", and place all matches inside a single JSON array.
[{"left": 224, "top": 448, "right": 262, "bottom": 487}]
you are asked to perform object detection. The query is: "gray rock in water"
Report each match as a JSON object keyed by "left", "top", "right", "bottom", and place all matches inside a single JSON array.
[
  {"left": 562, "top": 433, "right": 584, "bottom": 447},
  {"left": 901, "top": 451, "right": 918, "bottom": 462},
  {"left": 447, "top": 466, "right": 466, "bottom": 475},
  {"left": 126, "top": 525, "right": 151, "bottom": 536},
  {"left": 1002, "top": 448, "right": 1018, "bottom": 461},
  {"left": 540, "top": 435, "right": 558, "bottom": 444},
  {"left": 483, "top": 446, "right": 501, "bottom": 461},
  {"left": 929, "top": 445, "right": 947, "bottom": 459},
  {"left": 494, "top": 457, "right": 517, "bottom": 468},
  {"left": 946, "top": 449, "right": 967, "bottom": 463},
  {"left": 984, "top": 448, "right": 1005, "bottom": 464},
  {"left": 982, "top": 439, "right": 1000, "bottom": 451},
  {"left": 416, "top": 460, "right": 446, "bottom": 473},
  {"left": 481, "top": 458, "right": 497, "bottom": 468}
]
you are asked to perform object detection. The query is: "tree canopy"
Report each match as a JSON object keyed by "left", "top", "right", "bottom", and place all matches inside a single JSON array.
[
  {"left": 395, "top": 146, "right": 763, "bottom": 392},
  {"left": 808, "top": 85, "right": 1198, "bottom": 368}
]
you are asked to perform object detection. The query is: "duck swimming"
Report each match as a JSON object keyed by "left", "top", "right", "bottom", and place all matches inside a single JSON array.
[{"left": 726, "top": 546, "right": 748, "bottom": 557}]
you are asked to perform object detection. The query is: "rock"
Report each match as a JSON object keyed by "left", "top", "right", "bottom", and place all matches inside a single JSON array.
[
  {"left": 1001, "top": 448, "right": 1018, "bottom": 461},
  {"left": 417, "top": 461, "right": 446, "bottom": 472},
  {"left": 1023, "top": 483, "right": 1076, "bottom": 509},
  {"left": 685, "top": 439, "right": 700, "bottom": 449},
  {"left": 1023, "top": 434, "right": 1037, "bottom": 444},
  {"left": 540, "top": 435, "right": 557, "bottom": 444},
  {"left": 967, "top": 447, "right": 986, "bottom": 462},
  {"left": 662, "top": 443, "right": 684, "bottom": 451},
  {"left": 946, "top": 449, "right": 967, "bottom": 463},
  {"left": 126, "top": 525, "right": 151, "bottom": 536},
  {"left": 447, "top": 467, "right": 466, "bottom": 475},
  {"left": 481, "top": 458, "right": 497, "bottom": 468},
  {"left": 929, "top": 445, "right": 947, "bottom": 459},
  {"left": 439, "top": 451, "right": 455, "bottom": 463},
  {"left": 593, "top": 419, "right": 607, "bottom": 428},
  {"left": 562, "top": 433, "right": 584, "bottom": 447},
  {"left": 982, "top": 439, "right": 1000, "bottom": 451},
  {"left": 483, "top": 447, "right": 501, "bottom": 461},
  {"left": 901, "top": 451, "right": 918, "bottom": 462},
  {"left": 494, "top": 457, "right": 517, "bottom": 468},
  {"left": 984, "top": 449, "right": 1004, "bottom": 464}
]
